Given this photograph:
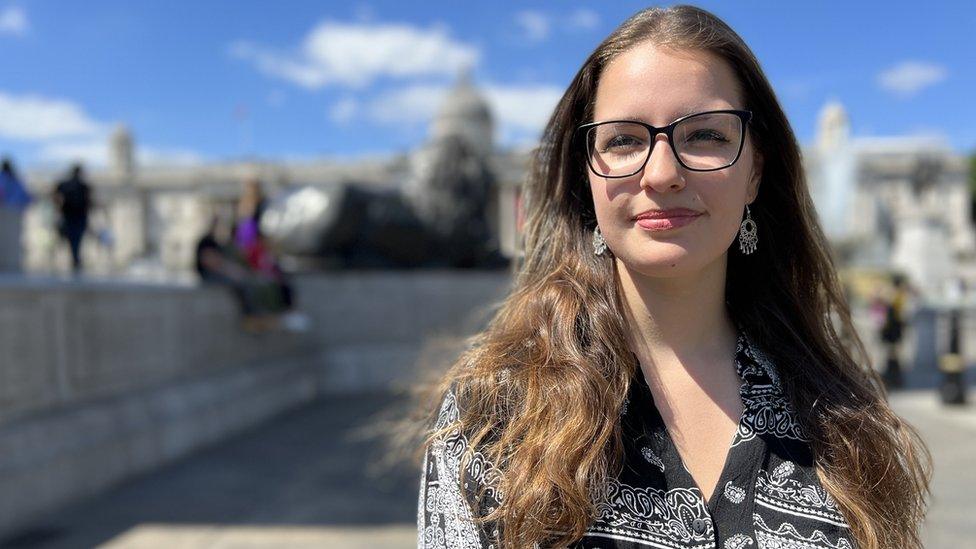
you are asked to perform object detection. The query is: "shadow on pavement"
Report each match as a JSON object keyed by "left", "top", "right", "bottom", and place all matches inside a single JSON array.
[{"left": 2, "top": 392, "right": 419, "bottom": 549}]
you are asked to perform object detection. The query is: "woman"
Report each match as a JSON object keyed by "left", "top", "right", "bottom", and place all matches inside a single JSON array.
[{"left": 417, "top": 5, "right": 930, "bottom": 548}]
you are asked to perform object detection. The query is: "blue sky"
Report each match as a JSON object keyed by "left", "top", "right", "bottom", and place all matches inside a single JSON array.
[{"left": 0, "top": 0, "right": 973, "bottom": 169}]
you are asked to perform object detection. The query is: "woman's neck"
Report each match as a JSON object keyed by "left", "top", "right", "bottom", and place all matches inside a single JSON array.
[{"left": 616, "top": 254, "right": 738, "bottom": 377}]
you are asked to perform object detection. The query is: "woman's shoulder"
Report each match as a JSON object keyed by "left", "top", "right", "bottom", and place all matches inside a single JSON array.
[{"left": 419, "top": 381, "right": 505, "bottom": 548}]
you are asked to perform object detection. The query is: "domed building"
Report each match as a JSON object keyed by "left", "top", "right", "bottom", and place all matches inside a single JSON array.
[
  {"left": 20, "top": 74, "right": 530, "bottom": 275},
  {"left": 404, "top": 73, "right": 501, "bottom": 257},
  {"left": 429, "top": 71, "right": 495, "bottom": 159}
]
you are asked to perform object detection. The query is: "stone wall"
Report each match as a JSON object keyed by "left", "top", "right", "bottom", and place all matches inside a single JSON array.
[
  {"left": 0, "top": 270, "right": 516, "bottom": 539},
  {"left": 293, "top": 270, "right": 513, "bottom": 393},
  {"left": 0, "top": 279, "right": 320, "bottom": 537}
]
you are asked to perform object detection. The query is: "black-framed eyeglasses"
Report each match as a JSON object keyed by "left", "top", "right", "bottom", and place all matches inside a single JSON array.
[{"left": 576, "top": 109, "right": 753, "bottom": 178}]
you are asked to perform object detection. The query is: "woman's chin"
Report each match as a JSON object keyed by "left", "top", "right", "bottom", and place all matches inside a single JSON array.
[{"left": 615, "top": 251, "right": 701, "bottom": 278}]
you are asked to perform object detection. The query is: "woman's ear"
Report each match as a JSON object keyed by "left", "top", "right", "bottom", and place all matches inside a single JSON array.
[{"left": 747, "top": 151, "right": 763, "bottom": 204}]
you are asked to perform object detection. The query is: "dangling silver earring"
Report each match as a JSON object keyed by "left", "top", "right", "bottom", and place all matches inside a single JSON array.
[
  {"left": 738, "top": 205, "right": 758, "bottom": 255},
  {"left": 593, "top": 225, "right": 608, "bottom": 256}
]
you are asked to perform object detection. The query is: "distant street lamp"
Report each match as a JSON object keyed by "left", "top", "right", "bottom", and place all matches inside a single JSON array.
[{"left": 939, "top": 303, "right": 968, "bottom": 405}]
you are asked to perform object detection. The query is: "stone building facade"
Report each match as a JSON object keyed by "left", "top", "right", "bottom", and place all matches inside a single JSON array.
[
  {"left": 23, "top": 78, "right": 528, "bottom": 276},
  {"left": 805, "top": 101, "right": 973, "bottom": 298}
]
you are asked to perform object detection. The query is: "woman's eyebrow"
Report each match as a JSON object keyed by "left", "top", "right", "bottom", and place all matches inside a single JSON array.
[{"left": 611, "top": 106, "right": 719, "bottom": 125}]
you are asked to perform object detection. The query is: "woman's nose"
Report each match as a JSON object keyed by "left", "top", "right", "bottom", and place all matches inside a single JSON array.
[{"left": 639, "top": 135, "right": 685, "bottom": 193}]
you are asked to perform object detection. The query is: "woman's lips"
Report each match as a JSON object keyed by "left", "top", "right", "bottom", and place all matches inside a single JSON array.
[{"left": 635, "top": 213, "right": 701, "bottom": 231}]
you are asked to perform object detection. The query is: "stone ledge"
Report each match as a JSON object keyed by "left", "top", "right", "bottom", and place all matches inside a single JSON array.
[
  {"left": 0, "top": 280, "right": 316, "bottom": 427},
  {"left": 0, "top": 353, "right": 320, "bottom": 537}
]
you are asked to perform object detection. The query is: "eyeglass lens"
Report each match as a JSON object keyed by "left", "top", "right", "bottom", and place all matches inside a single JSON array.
[{"left": 586, "top": 112, "right": 744, "bottom": 176}]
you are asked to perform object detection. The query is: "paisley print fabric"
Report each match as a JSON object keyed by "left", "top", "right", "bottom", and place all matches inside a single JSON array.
[{"left": 418, "top": 328, "right": 855, "bottom": 548}]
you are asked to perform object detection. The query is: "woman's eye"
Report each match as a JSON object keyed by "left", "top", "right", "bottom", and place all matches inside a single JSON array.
[
  {"left": 602, "top": 135, "right": 643, "bottom": 150},
  {"left": 686, "top": 130, "right": 729, "bottom": 143}
]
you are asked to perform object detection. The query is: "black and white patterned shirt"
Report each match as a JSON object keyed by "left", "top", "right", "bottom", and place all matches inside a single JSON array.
[{"left": 418, "top": 329, "right": 856, "bottom": 549}]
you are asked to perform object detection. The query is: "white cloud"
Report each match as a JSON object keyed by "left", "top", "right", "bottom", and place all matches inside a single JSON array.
[
  {"left": 367, "top": 84, "right": 449, "bottom": 124},
  {"left": 515, "top": 11, "right": 550, "bottom": 42},
  {"left": 229, "top": 41, "right": 329, "bottom": 89},
  {"left": 483, "top": 84, "right": 563, "bottom": 139},
  {"left": 0, "top": 6, "right": 28, "bottom": 36},
  {"left": 231, "top": 20, "right": 479, "bottom": 89},
  {"left": 37, "top": 140, "right": 109, "bottom": 166},
  {"left": 877, "top": 61, "right": 948, "bottom": 97},
  {"left": 0, "top": 92, "right": 105, "bottom": 141},
  {"left": 567, "top": 8, "right": 600, "bottom": 30},
  {"left": 0, "top": 91, "right": 204, "bottom": 168},
  {"left": 514, "top": 9, "right": 598, "bottom": 43},
  {"left": 356, "top": 82, "right": 563, "bottom": 145}
]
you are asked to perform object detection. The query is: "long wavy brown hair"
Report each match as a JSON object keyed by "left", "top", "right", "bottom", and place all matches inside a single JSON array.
[{"left": 417, "top": 5, "right": 930, "bottom": 548}]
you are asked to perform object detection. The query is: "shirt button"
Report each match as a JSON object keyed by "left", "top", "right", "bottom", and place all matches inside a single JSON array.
[{"left": 692, "top": 518, "right": 708, "bottom": 535}]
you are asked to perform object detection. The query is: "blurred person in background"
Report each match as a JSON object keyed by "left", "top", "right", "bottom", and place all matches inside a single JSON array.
[
  {"left": 196, "top": 214, "right": 262, "bottom": 327},
  {"left": 0, "top": 157, "right": 32, "bottom": 272},
  {"left": 52, "top": 163, "right": 93, "bottom": 275},
  {"left": 415, "top": 5, "right": 930, "bottom": 549},
  {"left": 233, "top": 178, "right": 306, "bottom": 332},
  {"left": 234, "top": 177, "right": 273, "bottom": 281},
  {"left": 880, "top": 273, "right": 912, "bottom": 388},
  {"left": 236, "top": 177, "right": 268, "bottom": 236},
  {"left": 0, "top": 157, "right": 33, "bottom": 209}
]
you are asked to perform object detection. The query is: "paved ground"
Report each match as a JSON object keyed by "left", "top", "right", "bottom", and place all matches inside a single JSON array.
[
  {"left": 888, "top": 390, "right": 976, "bottom": 549},
  {"left": 3, "top": 385, "right": 974, "bottom": 549},
  {"left": 0, "top": 392, "right": 421, "bottom": 549}
]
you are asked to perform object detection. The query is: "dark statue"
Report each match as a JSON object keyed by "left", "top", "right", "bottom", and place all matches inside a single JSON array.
[{"left": 261, "top": 135, "right": 508, "bottom": 269}]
